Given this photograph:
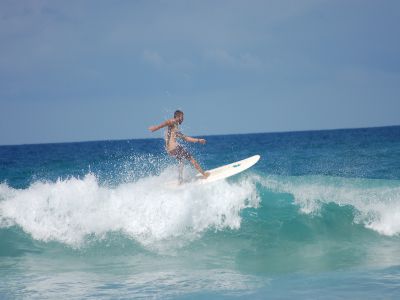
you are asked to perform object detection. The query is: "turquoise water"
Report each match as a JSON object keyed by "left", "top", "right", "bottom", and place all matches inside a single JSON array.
[{"left": 1, "top": 126, "right": 400, "bottom": 299}]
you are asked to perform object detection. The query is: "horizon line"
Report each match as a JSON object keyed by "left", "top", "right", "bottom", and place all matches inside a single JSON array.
[{"left": 1, "top": 123, "right": 399, "bottom": 147}]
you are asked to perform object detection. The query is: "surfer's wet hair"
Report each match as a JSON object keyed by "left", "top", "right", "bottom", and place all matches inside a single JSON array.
[{"left": 174, "top": 110, "right": 184, "bottom": 118}]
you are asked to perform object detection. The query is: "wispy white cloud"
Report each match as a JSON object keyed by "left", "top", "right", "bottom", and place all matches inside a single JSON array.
[
  {"left": 142, "top": 50, "right": 194, "bottom": 70},
  {"left": 205, "top": 49, "right": 262, "bottom": 69},
  {"left": 142, "top": 50, "right": 164, "bottom": 67}
]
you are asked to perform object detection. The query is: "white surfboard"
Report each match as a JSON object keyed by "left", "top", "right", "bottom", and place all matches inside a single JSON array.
[{"left": 166, "top": 155, "right": 260, "bottom": 188}]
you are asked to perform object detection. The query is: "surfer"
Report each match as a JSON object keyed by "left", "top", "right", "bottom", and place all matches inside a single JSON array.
[{"left": 148, "top": 110, "right": 210, "bottom": 183}]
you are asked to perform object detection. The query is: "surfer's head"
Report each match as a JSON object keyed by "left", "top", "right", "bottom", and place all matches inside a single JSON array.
[{"left": 174, "top": 110, "right": 184, "bottom": 124}]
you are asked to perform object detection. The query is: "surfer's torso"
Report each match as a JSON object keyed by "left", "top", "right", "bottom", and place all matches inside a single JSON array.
[{"left": 165, "top": 122, "right": 184, "bottom": 152}]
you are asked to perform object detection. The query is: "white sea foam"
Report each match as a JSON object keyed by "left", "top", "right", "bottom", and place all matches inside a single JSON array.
[
  {"left": 0, "top": 170, "right": 259, "bottom": 248},
  {"left": 259, "top": 175, "right": 400, "bottom": 236}
]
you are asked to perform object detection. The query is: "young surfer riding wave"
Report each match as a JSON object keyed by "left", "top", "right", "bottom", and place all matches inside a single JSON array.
[{"left": 149, "top": 110, "right": 210, "bottom": 183}]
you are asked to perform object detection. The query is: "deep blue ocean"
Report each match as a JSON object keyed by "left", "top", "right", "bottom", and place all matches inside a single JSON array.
[{"left": 1, "top": 126, "right": 400, "bottom": 299}]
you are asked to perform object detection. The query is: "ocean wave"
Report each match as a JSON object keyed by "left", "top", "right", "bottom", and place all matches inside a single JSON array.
[
  {"left": 259, "top": 174, "right": 400, "bottom": 236},
  {"left": 0, "top": 169, "right": 259, "bottom": 249}
]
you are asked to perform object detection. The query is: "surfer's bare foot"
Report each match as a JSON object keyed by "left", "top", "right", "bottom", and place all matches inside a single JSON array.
[{"left": 201, "top": 172, "right": 210, "bottom": 179}]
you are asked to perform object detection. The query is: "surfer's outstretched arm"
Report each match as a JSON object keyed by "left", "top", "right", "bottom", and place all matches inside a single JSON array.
[
  {"left": 182, "top": 136, "right": 207, "bottom": 144},
  {"left": 148, "top": 119, "right": 174, "bottom": 132}
]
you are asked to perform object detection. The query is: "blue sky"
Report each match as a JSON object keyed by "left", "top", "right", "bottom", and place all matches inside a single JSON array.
[{"left": 1, "top": 0, "right": 399, "bottom": 145}]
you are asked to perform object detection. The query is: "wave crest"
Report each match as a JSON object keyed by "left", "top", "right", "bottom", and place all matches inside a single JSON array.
[
  {"left": 259, "top": 175, "right": 400, "bottom": 236},
  {"left": 0, "top": 171, "right": 259, "bottom": 248}
]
